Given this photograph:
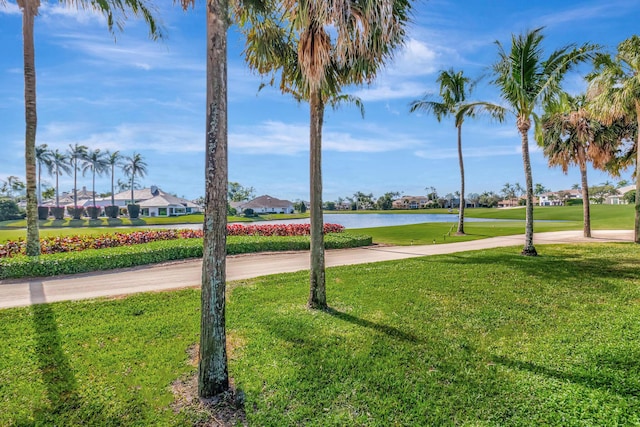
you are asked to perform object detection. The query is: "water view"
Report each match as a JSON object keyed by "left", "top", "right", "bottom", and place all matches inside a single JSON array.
[{"left": 234, "top": 213, "right": 517, "bottom": 229}]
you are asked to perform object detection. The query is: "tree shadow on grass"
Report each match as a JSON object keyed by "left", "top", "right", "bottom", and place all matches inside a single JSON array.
[
  {"left": 324, "top": 307, "right": 421, "bottom": 343},
  {"left": 12, "top": 282, "right": 149, "bottom": 426},
  {"left": 420, "top": 248, "right": 639, "bottom": 284},
  {"left": 491, "top": 353, "right": 640, "bottom": 398}
]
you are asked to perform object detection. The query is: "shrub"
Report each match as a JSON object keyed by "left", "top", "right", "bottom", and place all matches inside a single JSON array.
[
  {"left": 105, "top": 205, "right": 119, "bottom": 218},
  {"left": 127, "top": 204, "right": 140, "bottom": 219},
  {"left": 67, "top": 206, "right": 84, "bottom": 220},
  {"left": 86, "top": 206, "right": 100, "bottom": 219},
  {"left": 0, "top": 233, "right": 371, "bottom": 280},
  {"left": 37, "top": 206, "right": 49, "bottom": 220},
  {"left": 243, "top": 208, "right": 255, "bottom": 217},
  {"left": 566, "top": 198, "right": 583, "bottom": 206},
  {"left": 0, "top": 225, "right": 345, "bottom": 259},
  {"left": 0, "top": 198, "right": 24, "bottom": 221},
  {"left": 51, "top": 207, "right": 65, "bottom": 220}
]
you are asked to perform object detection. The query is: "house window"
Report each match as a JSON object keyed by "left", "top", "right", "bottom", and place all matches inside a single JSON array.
[{"left": 159, "top": 207, "right": 167, "bottom": 216}]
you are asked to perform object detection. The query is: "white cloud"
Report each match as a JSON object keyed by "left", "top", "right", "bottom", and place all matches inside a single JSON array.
[
  {"left": 415, "top": 144, "right": 522, "bottom": 160},
  {"left": 39, "top": 2, "right": 106, "bottom": 25},
  {"left": 0, "top": 2, "right": 20, "bottom": 15},
  {"left": 38, "top": 121, "right": 203, "bottom": 154},
  {"left": 352, "top": 80, "right": 431, "bottom": 102},
  {"left": 386, "top": 38, "right": 439, "bottom": 77},
  {"left": 229, "top": 121, "right": 422, "bottom": 155}
]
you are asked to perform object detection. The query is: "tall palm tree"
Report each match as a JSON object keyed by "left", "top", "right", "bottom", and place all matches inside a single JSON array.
[
  {"left": 492, "top": 27, "right": 597, "bottom": 256},
  {"left": 410, "top": 69, "right": 504, "bottom": 235},
  {"left": 105, "top": 150, "right": 122, "bottom": 208},
  {"left": 67, "top": 143, "right": 88, "bottom": 208},
  {"left": 7, "top": 0, "right": 163, "bottom": 256},
  {"left": 537, "top": 93, "right": 621, "bottom": 237},
  {"left": 239, "top": 0, "right": 412, "bottom": 309},
  {"left": 122, "top": 152, "right": 147, "bottom": 205},
  {"left": 587, "top": 35, "right": 640, "bottom": 243},
  {"left": 177, "top": 0, "right": 231, "bottom": 398},
  {"left": 49, "top": 149, "right": 71, "bottom": 208},
  {"left": 82, "top": 148, "right": 109, "bottom": 208},
  {"left": 35, "top": 143, "right": 52, "bottom": 205}
]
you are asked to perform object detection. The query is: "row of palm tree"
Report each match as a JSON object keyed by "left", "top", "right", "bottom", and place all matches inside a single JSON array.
[
  {"left": 35, "top": 143, "right": 148, "bottom": 210},
  {"left": 411, "top": 28, "right": 639, "bottom": 255}
]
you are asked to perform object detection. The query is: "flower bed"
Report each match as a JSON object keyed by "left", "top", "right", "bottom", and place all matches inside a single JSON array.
[{"left": 0, "top": 223, "right": 345, "bottom": 259}]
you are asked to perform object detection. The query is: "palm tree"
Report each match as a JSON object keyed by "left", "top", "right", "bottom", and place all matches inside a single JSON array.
[
  {"left": 177, "top": 0, "right": 231, "bottom": 398},
  {"left": 410, "top": 69, "right": 504, "bottom": 235},
  {"left": 67, "top": 143, "right": 88, "bottom": 209},
  {"left": 492, "top": 27, "right": 597, "bottom": 256},
  {"left": 82, "top": 148, "right": 109, "bottom": 209},
  {"left": 49, "top": 149, "right": 71, "bottom": 208},
  {"left": 587, "top": 35, "right": 640, "bottom": 243},
  {"left": 35, "top": 144, "right": 52, "bottom": 205},
  {"left": 105, "top": 150, "right": 122, "bottom": 211},
  {"left": 537, "top": 93, "right": 622, "bottom": 237},
  {"left": 6, "top": 1, "right": 164, "bottom": 256},
  {"left": 122, "top": 152, "right": 148, "bottom": 205},
  {"left": 239, "top": 0, "right": 412, "bottom": 309}
]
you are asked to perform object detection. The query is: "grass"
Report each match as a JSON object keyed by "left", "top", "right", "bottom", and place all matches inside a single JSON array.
[
  {"left": 356, "top": 221, "right": 579, "bottom": 245},
  {"left": 1, "top": 243, "right": 639, "bottom": 425}
]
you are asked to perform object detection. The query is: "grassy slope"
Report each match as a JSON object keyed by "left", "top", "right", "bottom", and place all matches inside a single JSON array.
[{"left": 1, "top": 243, "right": 639, "bottom": 425}]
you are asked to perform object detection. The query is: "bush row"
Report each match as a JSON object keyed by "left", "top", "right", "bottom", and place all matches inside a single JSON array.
[
  {"left": 0, "top": 233, "right": 372, "bottom": 280},
  {"left": 0, "top": 224, "right": 345, "bottom": 258}
]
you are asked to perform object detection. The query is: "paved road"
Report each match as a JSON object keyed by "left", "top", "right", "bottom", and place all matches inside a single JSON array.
[{"left": 0, "top": 230, "right": 632, "bottom": 309}]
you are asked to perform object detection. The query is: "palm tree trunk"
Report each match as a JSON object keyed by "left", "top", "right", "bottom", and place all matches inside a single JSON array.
[
  {"left": 37, "top": 161, "right": 41, "bottom": 205},
  {"left": 21, "top": 0, "right": 40, "bottom": 257},
  {"left": 635, "top": 105, "right": 640, "bottom": 243},
  {"left": 308, "top": 88, "right": 326, "bottom": 309},
  {"left": 130, "top": 174, "right": 134, "bottom": 205},
  {"left": 73, "top": 161, "right": 78, "bottom": 207},
  {"left": 111, "top": 164, "right": 115, "bottom": 207},
  {"left": 578, "top": 154, "right": 591, "bottom": 238},
  {"left": 199, "top": 0, "right": 229, "bottom": 398},
  {"left": 92, "top": 171, "right": 96, "bottom": 207},
  {"left": 518, "top": 119, "right": 537, "bottom": 256},
  {"left": 55, "top": 168, "right": 59, "bottom": 207},
  {"left": 456, "top": 124, "right": 465, "bottom": 235}
]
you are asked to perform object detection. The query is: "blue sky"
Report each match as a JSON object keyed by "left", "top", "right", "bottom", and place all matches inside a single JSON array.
[{"left": 0, "top": 0, "right": 637, "bottom": 202}]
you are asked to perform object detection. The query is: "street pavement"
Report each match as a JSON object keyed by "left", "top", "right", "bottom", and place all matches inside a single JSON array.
[{"left": 0, "top": 230, "right": 632, "bottom": 309}]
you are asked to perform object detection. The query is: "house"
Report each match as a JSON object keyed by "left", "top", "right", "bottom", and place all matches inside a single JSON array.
[
  {"left": 606, "top": 184, "right": 635, "bottom": 205},
  {"left": 95, "top": 186, "right": 202, "bottom": 216},
  {"left": 138, "top": 193, "right": 202, "bottom": 217},
  {"left": 538, "top": 189, "right": 580, "bottom": 206},
  {"left": 236, "top": 195, "right": 294, "bottom": 214},
  {"left": 392, "top": 196, "right": 430, "bottom": 209}
]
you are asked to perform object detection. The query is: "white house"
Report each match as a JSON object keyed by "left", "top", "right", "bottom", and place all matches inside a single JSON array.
[
  {"left": 392, "top": 196, "right": 430, "bottom": 209},
  {"left": 87, "top": 186, "right": 202, "bottom": 216},
  {"left": 236, "top": 195, "right": 294, "bottom": 214},
  {"left": 606, "top": 184, "right": 635, "bottom": 205},
  {"left": 538, "top": 189, "right": 581, "bottom": 206}
]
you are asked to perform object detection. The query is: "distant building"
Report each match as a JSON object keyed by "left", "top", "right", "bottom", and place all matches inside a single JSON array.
[
  {"left": 392, "top": 196, "right": 430, "bottom": 209},
  {"left": 538, "top": 189, "right": 581, "bottom": 206},
  {"left": 234, "top": 195, "right": 294, "bottom": 214},
  {"left": 606, "top": 185, "right": 635, "bottom": 205}
]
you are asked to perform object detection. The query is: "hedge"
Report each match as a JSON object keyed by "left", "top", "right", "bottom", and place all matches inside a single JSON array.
[{"left": 0, "top": 233, "right": 372, "bottom": 280}]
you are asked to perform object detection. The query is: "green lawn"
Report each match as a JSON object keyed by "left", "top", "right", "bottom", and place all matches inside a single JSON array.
[
  {"left": 1, "top": 243, "right": 638, "bottom": 425},
  {"left": 356, "top": 221, "right": 579, "bottom": 245}
]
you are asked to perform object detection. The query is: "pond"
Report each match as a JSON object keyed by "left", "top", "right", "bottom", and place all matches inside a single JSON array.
[{"left": 233, "top": 213, "right": 517, "bottom": 229}]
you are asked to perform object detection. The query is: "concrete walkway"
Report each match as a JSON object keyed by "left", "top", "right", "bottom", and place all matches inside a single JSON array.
[{"left": 0, "top": 230, "right": 632, "bottom": 309}]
